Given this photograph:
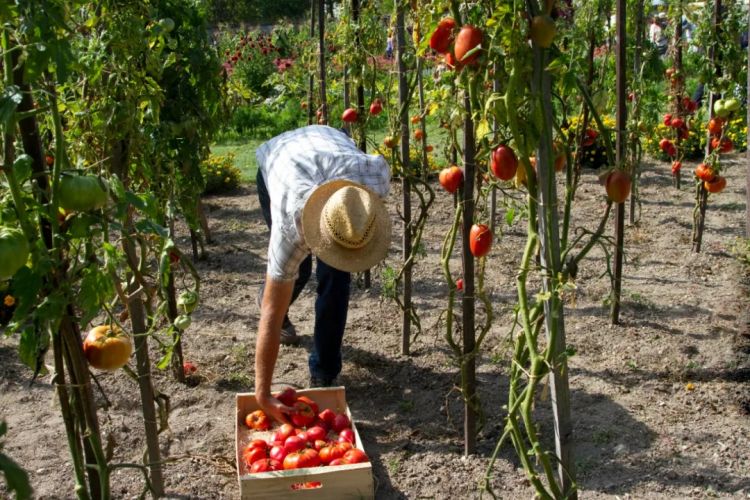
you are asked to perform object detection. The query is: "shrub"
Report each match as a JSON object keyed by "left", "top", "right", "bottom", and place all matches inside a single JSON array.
[
  {"left": 644, "top": 113, "right": 747, "bottom": 161},
  {"left": 201, "top": 153, "right": 242, "bottom": 194}
]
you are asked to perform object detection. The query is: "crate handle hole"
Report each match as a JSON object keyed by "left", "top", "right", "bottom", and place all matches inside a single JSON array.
[{"left": 290, "top": 481, "right": 323, "bottom": 491}]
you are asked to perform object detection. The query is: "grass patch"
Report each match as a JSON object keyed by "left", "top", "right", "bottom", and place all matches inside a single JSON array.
[{"left": 210, "top": 138, "right": 264, "bottom": 182}]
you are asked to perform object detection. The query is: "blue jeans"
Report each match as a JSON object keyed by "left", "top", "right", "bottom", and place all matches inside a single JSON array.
[{"left": 256, "top": 170, "right": 351, "bottom": 381}]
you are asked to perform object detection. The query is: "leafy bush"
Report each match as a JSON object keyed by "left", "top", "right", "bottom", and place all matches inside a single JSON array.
[
  {"left": 643, "top": 112, "right": 747, "bottom": 161},
  {"left": 218, "top": 98, "right": 305, "bottom": 141},
  {"left": 201, "top": 153, "right": 242, "bottom": 194}
]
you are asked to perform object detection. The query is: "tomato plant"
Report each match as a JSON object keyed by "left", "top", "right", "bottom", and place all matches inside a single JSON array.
[{"left": 0, "top": 228, "right": 29, "bottom": 281}]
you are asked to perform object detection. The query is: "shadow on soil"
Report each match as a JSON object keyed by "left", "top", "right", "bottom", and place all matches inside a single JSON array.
[{"left": 331, "top": 342, "right": 749, "bottom": 498}]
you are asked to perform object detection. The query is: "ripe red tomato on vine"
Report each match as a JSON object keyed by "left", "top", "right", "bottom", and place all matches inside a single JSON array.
[{"left": 469, "top": 224, "right": 492, "bottom": 257}]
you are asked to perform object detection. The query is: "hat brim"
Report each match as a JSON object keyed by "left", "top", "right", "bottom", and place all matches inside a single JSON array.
[{"left": 301, "top": 179, "right": 391, "bottom": 273}]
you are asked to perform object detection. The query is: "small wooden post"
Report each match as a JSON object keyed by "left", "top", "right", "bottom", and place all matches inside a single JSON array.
[{"left": 611, "top": 0, "right": 627, "bottom": 325}]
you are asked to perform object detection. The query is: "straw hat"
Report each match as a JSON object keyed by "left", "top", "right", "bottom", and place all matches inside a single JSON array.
[{"left": 302, "top": 180, "right": 391, "bottom": 273}]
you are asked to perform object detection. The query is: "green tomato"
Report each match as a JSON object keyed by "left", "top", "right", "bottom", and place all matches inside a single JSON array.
[
  {"left": 58, "top": 174, "right": 108, "bottom": 212},
  {"left": 724, "top": 98, "right": 740, "bottom": 112},
  {"left": 173, "top": 314, "right": 192, "bottom": 330},
  {"left": 159, "top": 18, "right": 175, "bottom": 33},
  {"left": 0, "top": 227, "right": 29, "bottom": 280},
  {"left": 713, "top": 99, "right": 730, "bottom": 118},
  {"left": 177, "top": 291, "right": 198, "bottom": 313}
]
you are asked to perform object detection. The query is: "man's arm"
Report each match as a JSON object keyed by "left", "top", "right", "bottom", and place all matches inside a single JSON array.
[{"left": 254, "top": 274, "right": 295, "bottom": 423}]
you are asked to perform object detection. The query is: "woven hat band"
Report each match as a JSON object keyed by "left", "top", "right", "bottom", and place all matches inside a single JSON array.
[{"left": 322, "top": 186, "right": 376, "bottom": 249}]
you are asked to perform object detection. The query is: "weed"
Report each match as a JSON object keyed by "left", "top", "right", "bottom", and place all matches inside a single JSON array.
[
  {"left": 592, "top": 429, "right": 615, "bottom": 444},
  {"left": 398, "top": 399, "right": 414, "bottom": 412},
  {"left": 230, "top": 344, "right": 248, "bottom": 365},
  {"left": 381, "top": 266, "right": 398, "bottom": 300}
]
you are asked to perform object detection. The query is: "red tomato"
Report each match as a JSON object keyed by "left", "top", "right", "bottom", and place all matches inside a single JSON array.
[
  {"left": 704, "top": 175, "right": 726, "bottom": 193},
  {"left": 312, "top": 439, "right": 327, "bottom": 451},
  {"left": 182, "top": 361, "right": 197, "bottom": 376},
  {"left": 605, "top": 171, "right": 631, "bottom": 204},
  {"left": 663, "top": 113, "right": 673, "bottom": 126},
  {"left": 283, "top": 435, "right": 306, "bottom": 453},
  {"left": 414, "top": 129, "right": 424, "bottom": 140},
  {"left": 305, "top": 425, "right": 327, "bottom": 442},
  {"left": 342, "top": 448, "right": 369, "bottom": 464},
  {"left": 670, "top": 117, "right": 684, "bottom": 129},
  {"left": 694, "top": 163, "right": 716, "bottom": 182},
  {"left": 444, "top": 51, "right": 461, "bottom": 70},
  {"left": 243, "top": 446, "right": 268, "bottom": 468},
  {"left": 490, "top": 145, "right": 518, "bottom": 181},
  {"left": 82, "top": 325, "right": 133, "bottom": 371},
  {"left": 291, "top": 400, "right": 316, "bottom": 427},
  {"left": 454, "top": 25, "right": 483, "bottom": 65},
  {"left": 245, "top": 409, "right": 271, "bottom": 431},
  {"left": 338, "top": 428, "right": 355, "bottom": 443},
  {"left": 332, "top": 413, "right": 351, "bottom": 433},
  {"left": 318, "top": 408, "right": 336, "bottom": 428},
  {"left": 296, "top": 396, "right": 319, "bottom": 415},
  {"left": 283, "top": 449, "right": 321, "bottom": 470},
  {"left": 250, "top": 458, "right": 282, "bottom": 473},
  {"left": 658, "top": 138, "right": 674, "bottom": 153},
  {"left": 269, "top": 445, "right": 287, "bottom": 462},
  {"left": 469, "top": 224, "right": 492, "bottom": 258},
  {"left": 247, "top": 439, "right": 268, "bottom": 451},
  {"left": 272, "top": 423, "right": 295, "bottom": 442},
  {"left": 328, "top": 458, "right": 347, "bottom": 466},
  {"left": 671, "top": 161, "right": 682, "bottom": 175},
  {"left": 275, "top": 387, "right": 297, "bottom": 406},
  {"left": 45, "top": 154, "right": 54, "bottom": 167},
  {"left": 429, "top": 17, "right": 456, "bottom": 53},
  {"left": 318, "top": 442, "right": 352, "bottom": 464},
  {"left": 341, "top": 108, "right": 358, "bottom": 123},
  {"left": 439, "top": 166, "right": 463, "bottom": 194},
  {"left": 456, "top": 278, "right": 464, "bottom": 291},
  {"left": 707, "top": 118, "right": 723, "bottom": 135},
  {"left": 582, "top": 129, "right": 598, "bottom": 147},
  {"left": 369, "top": 100, "right": 382, "bottom": 116}
]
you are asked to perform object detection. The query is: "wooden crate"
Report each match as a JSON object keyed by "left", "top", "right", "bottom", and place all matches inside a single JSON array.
[{"left": 236, "top": 387, "right": 374, "bottom": 499}]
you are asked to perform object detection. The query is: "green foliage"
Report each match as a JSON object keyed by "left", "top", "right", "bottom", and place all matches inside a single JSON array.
[
  {"left": 209, "top": 0, "right": 310, "bottom": 25},
  {"left": 201, "top": 153, "right": 242, "bottom": 194}
]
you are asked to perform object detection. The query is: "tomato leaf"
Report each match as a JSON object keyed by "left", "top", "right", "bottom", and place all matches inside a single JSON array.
[
  {"left": 18, "top": 325, "right": 49, "bottom": 377},
  {"left": 0, "top": 86, "right": 23, "bottom": 128},
  {"left": 78, "top": 267, "right": 114, "bottom": 326}
]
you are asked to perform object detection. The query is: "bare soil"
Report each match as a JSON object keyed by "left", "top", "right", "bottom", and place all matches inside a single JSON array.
[{"left": 2, "top": 156, "right": 749, "bottom": 499}]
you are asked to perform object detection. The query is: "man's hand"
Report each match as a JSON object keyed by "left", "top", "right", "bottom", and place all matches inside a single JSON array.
[{"left": 255, "top": 392, "right": 295, "bottom": 425}]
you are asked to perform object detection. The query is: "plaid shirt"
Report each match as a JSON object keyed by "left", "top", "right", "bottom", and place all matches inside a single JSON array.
[{"left": 256, "top": 125, "right": 391, "bottom": 281}]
